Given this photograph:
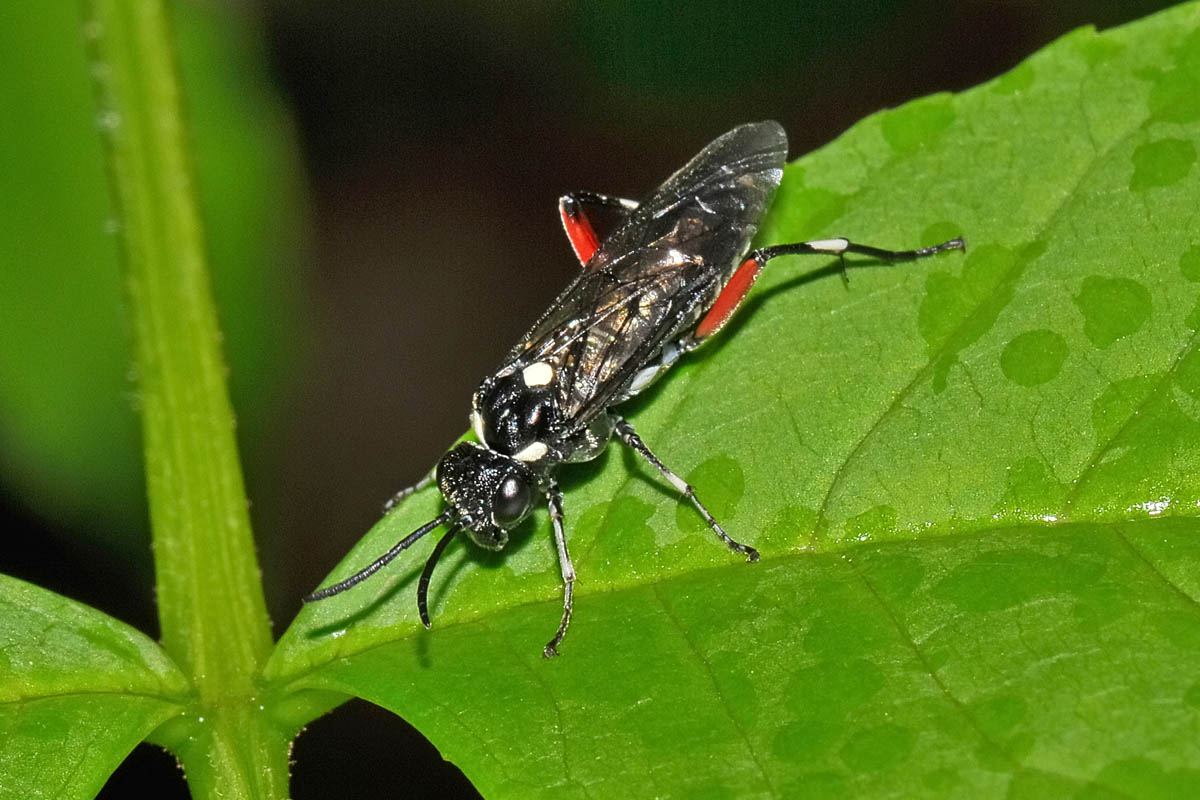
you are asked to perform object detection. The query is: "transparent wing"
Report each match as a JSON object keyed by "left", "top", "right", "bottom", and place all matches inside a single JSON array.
[{"left": 507, "top": 122, "right": 788, "bottom": 425}]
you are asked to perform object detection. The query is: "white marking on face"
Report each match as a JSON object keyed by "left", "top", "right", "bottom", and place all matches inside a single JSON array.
[
  {"left": 807, "top": 238, "right": 849, "bottom": 253},
  {"left": 522, "top": 361, "right": 554, "bottom": 387},
  {"left": 512, "top": 441, "right": 548, "bottom": 462},
  {"left": 471, "top": 409, "right": 488, "bottom": 445}
]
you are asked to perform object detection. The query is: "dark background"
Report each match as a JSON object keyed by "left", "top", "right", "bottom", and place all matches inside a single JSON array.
[{"left": 1, "top": 1, "right": 1174, "bottom": 797}]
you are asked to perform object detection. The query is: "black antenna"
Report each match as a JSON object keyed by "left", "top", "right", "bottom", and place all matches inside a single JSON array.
[
  {"left": 417, "top": 526, "right": 459, "bottom": 628},
  {"left": 303, "top": 508, "right": 459, "bottom": 603}
]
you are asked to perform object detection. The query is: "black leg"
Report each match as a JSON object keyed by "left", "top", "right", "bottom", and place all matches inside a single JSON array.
[
  {"left": 559, "top": 192, "right": 643, "bottom": 266},
  {"left": 613, "top": 416, "right": 759, "bottom": 562},
  {"left": 543, "top": 481, "right": 576, "bottom": 658},
  {"left": 751, "top": 236, "right": 964, "bottom": 266},
  {"left": 559, "top": 191, "right": 640, "bottom": 214}
]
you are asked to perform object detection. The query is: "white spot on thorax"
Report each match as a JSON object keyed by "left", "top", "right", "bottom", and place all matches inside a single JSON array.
[
  {"left": 522, "top": 361, "right": 554, "bottom": 387},
  {"left": 513, "top": 441, "right": 548, "bottom": 462}
]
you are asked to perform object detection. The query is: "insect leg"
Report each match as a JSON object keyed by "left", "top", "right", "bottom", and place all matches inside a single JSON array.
[
  {"left": 559, "top": 192, "right": 640, "bottom": 266},
  {"left": 613, "top": 416, "right": 760, "bottom": 562},
  {"left": 543, "top": 481, "right": 576, "bottom": 658},
  {"left": 693, "top": 236, "right": 965, "bottom": 341},
  {"left": 752, "top": 236, "right": 965, "bottom": 265},
  {"left": 561, "top": 191, "right": 640, "bottom": 212},
  {"left": 382, "top": 471, "right": 435, "bottom": 515},
  {"left": 417, "top": 525, "right": 459, "bottom": 628}
]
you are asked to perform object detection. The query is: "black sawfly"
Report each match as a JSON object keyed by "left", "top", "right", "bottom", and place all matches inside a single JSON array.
[{"left": 304, "top": 121, "right": 964, "bottom": 657}]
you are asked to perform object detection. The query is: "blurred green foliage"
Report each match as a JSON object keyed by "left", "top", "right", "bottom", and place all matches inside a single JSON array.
[{"left": 0, "top": 1, "right": 304, "bottom": 560}]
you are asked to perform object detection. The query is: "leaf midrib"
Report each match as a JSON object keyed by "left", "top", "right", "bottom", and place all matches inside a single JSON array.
[{"left": 265, "top": 515, "right": 1199, "bottom": 692}]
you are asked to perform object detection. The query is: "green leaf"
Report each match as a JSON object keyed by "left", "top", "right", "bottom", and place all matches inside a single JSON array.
[
  {"left": 0, "top": 575, "right": 189, "bottom": 800},
  {"left": 268, "top": 4, "right": 1200, "bottom": 797}
]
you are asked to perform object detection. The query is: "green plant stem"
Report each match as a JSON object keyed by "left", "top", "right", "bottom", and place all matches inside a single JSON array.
[{"left": 82, "top": 1, "right": 285, "bottom": 796}]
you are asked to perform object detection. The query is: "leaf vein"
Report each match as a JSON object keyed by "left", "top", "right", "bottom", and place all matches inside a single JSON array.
[
  {"left": 1065, "top": 328, "right": 1200, "bottom": 512},
  {"left": 844, "top": 553, "right": 1023, "bottom": 767},
  {"left": 1110, "top": 526, "right": 1200, "bottom": 610},
  {"left": 650, "top": 584, "right": 777, "bottom": 796},
  {"left": 813, "top": 108, "right": 1157, "bottom": 539}
]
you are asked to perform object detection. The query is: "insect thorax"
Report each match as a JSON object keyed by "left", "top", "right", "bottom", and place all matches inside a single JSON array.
[{"left": 471, "top": 364, "right": 564, "bottom": 465}]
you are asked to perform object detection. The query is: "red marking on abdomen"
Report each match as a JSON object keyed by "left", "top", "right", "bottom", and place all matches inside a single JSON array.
[
  {"left": 560, "top": 203, "right": 600, "bottom": 266},
  {"left": 695, "top": 256, "right": 763, "bottom": 340}
]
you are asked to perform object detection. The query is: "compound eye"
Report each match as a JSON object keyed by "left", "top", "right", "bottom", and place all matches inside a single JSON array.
[{"left": 492, "top": 473, "right": 532, "bottom": 528}]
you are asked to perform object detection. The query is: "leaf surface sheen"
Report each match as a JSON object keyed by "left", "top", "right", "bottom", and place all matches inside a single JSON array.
[
  {"left": 270, "top": 6, "right": 1200, "bottom": 797},
  {"left": 0, "top": 576, "right": 189, "bottom": 800}
]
